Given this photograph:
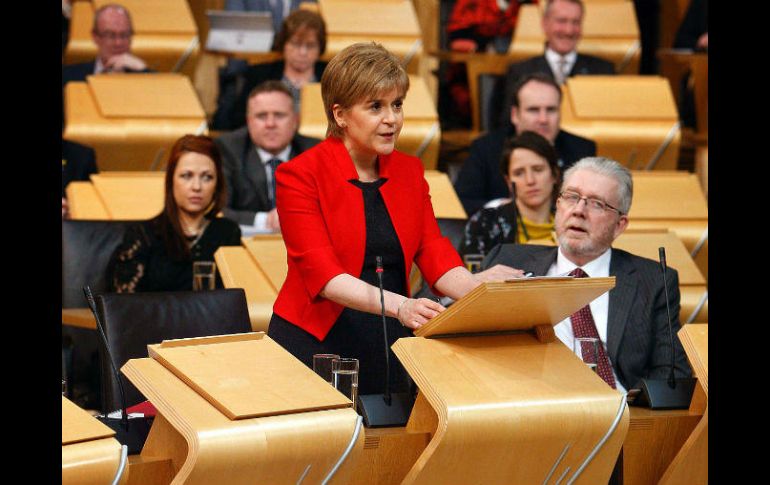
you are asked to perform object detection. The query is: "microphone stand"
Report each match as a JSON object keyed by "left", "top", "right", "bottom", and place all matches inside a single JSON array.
[
  {"left": 632, "top": 248, "right": 696, "bottom": 410},
  {"left": 83, "top": 286, "right": 153, "bottom": 453},
  {"left": 357, "top": 257, "right": 415, "bottom": 427}
]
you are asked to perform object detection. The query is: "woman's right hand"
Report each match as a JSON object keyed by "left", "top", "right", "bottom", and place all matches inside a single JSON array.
[{"left": 397, "top": 298, "right": 446, "bottom": 330}]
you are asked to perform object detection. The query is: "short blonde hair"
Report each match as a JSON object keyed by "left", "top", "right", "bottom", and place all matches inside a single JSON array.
[{"left": 321, "top": 42, "right": 410, "bottom": 138}]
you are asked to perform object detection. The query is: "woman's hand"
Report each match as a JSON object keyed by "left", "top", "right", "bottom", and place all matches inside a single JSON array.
[
  {"left": 396, "top": 298, "right": 446, "bottom": 330},
  {"left": 474, "top": 264, "right": 525, "bottom": 283}
]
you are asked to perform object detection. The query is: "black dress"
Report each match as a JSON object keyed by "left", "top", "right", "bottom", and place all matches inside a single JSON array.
[
  {"left": 268, "top": 178, "right": 413, "bottom": 396},
  {"left": 108, "top": 215, "right": 242, "bottom": 293}
]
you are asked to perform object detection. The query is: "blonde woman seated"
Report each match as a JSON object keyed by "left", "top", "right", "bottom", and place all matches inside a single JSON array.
[{"left": 460, "top": 131, "right": 561, "bottom": 257}]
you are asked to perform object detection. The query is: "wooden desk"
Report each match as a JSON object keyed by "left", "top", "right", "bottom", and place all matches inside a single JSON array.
[
  {"left": 628, "top": 171, "right": 709, "bottom": 280},
  {"left": 560, "top": 76, "right": 681, "bottom": 170},
  {"left": 64, "top": 0, "right": 200, "bottom": 77},
  {"left": 510, "top": 2, "right": 641, "bottom": 74},
  {"left": 62, "top": 308, "right": 97, "bottom": 330},
  {"left": 66, "top": 172, "right": 165, "bottom": 220},
  {"left": 63, "top": 75, "right": 207, "bottom": 172},
  {"left": 317, "top": 0, "right": 424, "bottom": 74},
  {"left": 122, "top": 334, "right": 362, "bottom": 484},
  {"left": 613, "top": 230, "right": 707, "bottom": 323},
  {"left": 299, "top": 76, "right": 441, "bottom": 170},
  {"left": 62, "top": 396, "right": 127, "bottom": 485}
]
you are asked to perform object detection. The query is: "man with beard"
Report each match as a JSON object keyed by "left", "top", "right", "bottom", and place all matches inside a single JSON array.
[{"left": 482, "top": 157, "right": 691, "bottom": 392}]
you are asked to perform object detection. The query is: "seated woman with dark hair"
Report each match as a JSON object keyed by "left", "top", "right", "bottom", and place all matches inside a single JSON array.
[
  {"left": 108, "top": 135, "right": 242, "bottom": 292},
  {"left": 460, "top": 131, "right": 561, "bottom": 257},
  {"left": 213, "top": 9, "right": 328, "bottom": 130}
]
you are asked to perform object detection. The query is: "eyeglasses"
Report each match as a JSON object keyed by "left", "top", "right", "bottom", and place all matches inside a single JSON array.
[
  {"left": 558, "top": 190, "right": 624, "bottom": 215},
  {"left": 94, "top": 30, "right": 132, "bottom": 41}
]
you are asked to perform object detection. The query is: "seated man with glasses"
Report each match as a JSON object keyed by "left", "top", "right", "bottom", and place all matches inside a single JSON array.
[
  {"left": 481, "top": 157, "right": 691, "bottom": 393},
  {"left": 62, "top": 3, "right": 151, "bottom": 87}
]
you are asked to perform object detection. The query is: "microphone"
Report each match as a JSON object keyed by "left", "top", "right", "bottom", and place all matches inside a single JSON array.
[
  {"left": 357, "top": 256, "right": 414, "bottom": 427},
  {"left": 83, "top": 286, "right": 152, "bottom": 454},
  {"left": 376, "top": 256, "right": 393, "bottom": 406},
  {"left": 659, "top": 247, "right": 677, "bottom": 389},
  {"left": 632, "top": 248, "right": 696, "bottom": 409}
]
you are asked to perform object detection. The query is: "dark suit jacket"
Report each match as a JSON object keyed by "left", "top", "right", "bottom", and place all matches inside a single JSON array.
[
  {"left": 491, "top": 53, "right": 616, "bottom": 130},
  {"left": 62, "top": 140, "right": 98, "bottom": 197},
  {"left": 482, "top": 244, "right": 692, "bottom": 390},
  {"left": 215, "top": 126, "right": 320, "bottom": 225},
  {"left": 213, "top": 60, "right": 328, "bottom": 131},
  {"left": 273, "top": 137, "right": 462, "bottom": 341},
  {"left": 62, "top": 60, "right": 153, "bottom": 86},
  {"left": 453, "top": 125, "right": 596, "bottom": 215}
]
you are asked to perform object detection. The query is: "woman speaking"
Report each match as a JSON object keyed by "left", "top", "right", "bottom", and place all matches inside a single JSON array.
[{"left": 268, "top": 43, "right": 520, "bottom": 395}]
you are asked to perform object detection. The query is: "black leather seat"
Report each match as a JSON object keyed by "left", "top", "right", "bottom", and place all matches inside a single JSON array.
[
  {"left": 96, "top": 289, "right": 252, "bottom": 412},
  {"left": 62, "top": 220, "right": 137, "bottom": 409}
]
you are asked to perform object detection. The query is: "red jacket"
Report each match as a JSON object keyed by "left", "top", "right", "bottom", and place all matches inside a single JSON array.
[{"left": 273, "top": 137, "right": 462, "bottom": 341}]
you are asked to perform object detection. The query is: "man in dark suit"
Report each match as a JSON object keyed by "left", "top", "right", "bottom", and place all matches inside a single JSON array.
[
  {"left": 492, "top": 0, "right": 615, "bottom": 130},
  {"left": 215, "top": 81, "right": 320, "bottom": 233},
  {"left": 62, "top": 3, "right": 150, "bottom": 86},
  {"left": 454, "top": 73, "right": 596, "bottom": 215},
  {"left": 483, "top": 157, "right": 691, "bottom": 392}
]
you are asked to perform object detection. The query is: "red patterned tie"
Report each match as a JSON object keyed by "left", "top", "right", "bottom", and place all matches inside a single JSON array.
[{"left": 569, "top": 268, "right": 617, "bottom": 389}]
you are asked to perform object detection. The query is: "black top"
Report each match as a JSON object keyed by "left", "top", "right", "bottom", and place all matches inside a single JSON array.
[
  {"left": 267, "top": 178, "right": 413, "bottom": 395},
  {"left": 107, "top": 216, "right": 242, "bottom": 293}
]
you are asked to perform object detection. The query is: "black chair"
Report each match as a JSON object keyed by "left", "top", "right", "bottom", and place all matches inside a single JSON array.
[
  {"left": 96, "top": 289, "right": 252, "bottom": 413},
  {"left": 62, "top": 220, "right": 137, "bottom": 409},
  {"left": 412, "top": 218, "right": 469, "bottom": 299}
]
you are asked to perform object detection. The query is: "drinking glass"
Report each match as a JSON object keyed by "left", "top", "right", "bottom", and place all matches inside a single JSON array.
[
  {"left": 573, "top": 337, "right": 601, "bottom": 374},
  {"left": 193, "top": 261, "right": 217, "bottom": 291},
  {"left": 312, "top": 353, "right": 340, "bottom": 385},
  {"left": 332, "top": 358, "right": 359, "bottom": 404}
]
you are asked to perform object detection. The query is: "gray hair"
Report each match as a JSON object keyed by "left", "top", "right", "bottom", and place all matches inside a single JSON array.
[
  {"left": 92, "top": 3, "right": 134, "bottom": 33},
  {"left": 562, "top": 157, "right": 633, "bottom": 214}
]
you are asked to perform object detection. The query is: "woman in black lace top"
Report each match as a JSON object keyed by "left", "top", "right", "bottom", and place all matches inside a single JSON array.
[
  {"left": 460, "top": 131, "right": 561, "bottom": 257},
  {"left": 108, "top": 135, "right": 241, "bottom": 293}
]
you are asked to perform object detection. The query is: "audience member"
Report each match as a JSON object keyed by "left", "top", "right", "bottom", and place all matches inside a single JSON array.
[
  {"left": 483, "top": 157, "right": 692, "bottom": 392},
  {"left": 107, "top": 135, "right": 241, "bottom": 293},
  {"left": 494, "top": 0, "right": 614, "bottom": 129},
  {"left": 62, "top": 139, "right": 98, "bottom": 219},
  {"left": 213, "top": 9, "right": 327, "bottom": 130},
  {"left": 215, "top": 81, "right": 320, "bottom": 233},
  {"left": 460, "top": 131, "right": 560, "bottom": 257},
  {"left": 442, "top": 0, "right": 530, "bottom": 128},
  {"left": 454, "top": 73, "right": 595, "bottom": 215},
  {"left": 62, "top": 3, "right": 150, "bottom": 86},
  {"left": 673, "top": 0, "right": 707, "bottom": 129}
]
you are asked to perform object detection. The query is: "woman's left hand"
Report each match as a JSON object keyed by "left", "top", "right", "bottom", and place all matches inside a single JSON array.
[{"left": 474, "top": 264, "right": 525, "bottom": 283}]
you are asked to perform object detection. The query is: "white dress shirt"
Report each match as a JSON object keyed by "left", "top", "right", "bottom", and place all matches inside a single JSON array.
[{"left": 547, "top": 246, "right": 626, "bottom": 393}]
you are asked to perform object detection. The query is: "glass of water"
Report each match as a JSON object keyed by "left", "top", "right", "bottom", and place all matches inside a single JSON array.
[
  {"left": 332, "top": 357, "right": 359, "bottom": 404},
  {"left": 193, "top": 261, "right": 217, "bottom": 291},
  {"left": 573, "top": 337, "right": 601, "bottom": 373},
  {"left": 312, "top": 353, "right": 340, "bottom": 385}
]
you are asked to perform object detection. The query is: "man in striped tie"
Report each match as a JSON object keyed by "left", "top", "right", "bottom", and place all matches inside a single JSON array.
[
  {"left": 216, "top": 80, "right": 320, "bottom": 234},
  {"left": 482, "top": 157, "right": 692, "bottom": 392}
]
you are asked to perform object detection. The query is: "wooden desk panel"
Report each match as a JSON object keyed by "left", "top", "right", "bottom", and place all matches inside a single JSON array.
[
  {"left": 214, "top": 246, "right": 277, "bottom": 332},
  {"left": 560, "top": 77, "right": 680, "bottom": 170},
  {"left": 64, "top": 81, "right": 206, "bottom": 172}
]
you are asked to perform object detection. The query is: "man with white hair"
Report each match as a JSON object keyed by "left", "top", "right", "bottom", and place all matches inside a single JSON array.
[{"left": 482, "top": 157, "right": 691, "bottom": 392}]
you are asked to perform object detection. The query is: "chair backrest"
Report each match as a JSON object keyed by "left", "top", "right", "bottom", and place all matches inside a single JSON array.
[
  {"left": 436, "top": 217, "right": 468, "bottom": 252},
  {"left": 62, "top": 220, "right": 138, "bottom": 308},
  {"left": 96, "top": 289, "right": 252, "bottom": 412}
]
